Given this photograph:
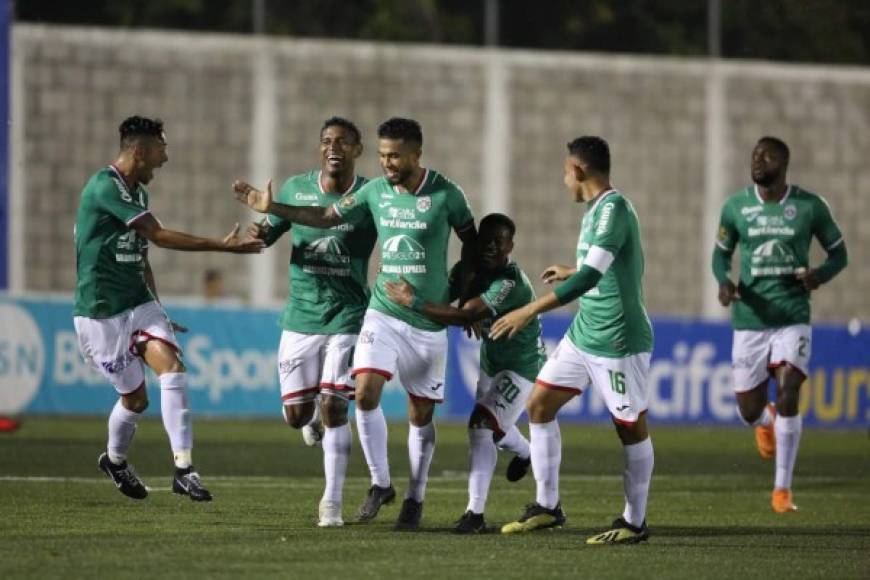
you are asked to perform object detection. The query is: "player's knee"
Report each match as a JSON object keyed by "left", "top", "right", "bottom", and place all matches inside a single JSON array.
[
  {"left": 526, "top": 397, "right": 553, "bottom": 423},
  {"left": 282, "top": 403, "right": 310, "bottom": 429},
  {"left": 321, "top": 396, "right": 349, "bottom": 427},
  {"left": 354, "top": 389, "right": 380, "bottom": 411},
  {"left": 122, "top": 388, "right": 149, "bottom": 414}
]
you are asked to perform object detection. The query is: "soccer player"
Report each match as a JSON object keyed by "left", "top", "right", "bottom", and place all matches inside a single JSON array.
[
  {"left": 234, "top": 117, "right": 477, "bottom": 531},
  {"left": 74, "top": 116, "right": 264, "bottom": 501},
  {"left": 491, "top": 136, "right": 654, "bottom": 545},
  {"left": 712, "top": 136, "right": 848, "bottom": 513},
  {"left": 384, "top": 213, "right": 545, "bottom": 534},
  {"left": 246, "top": 117, "right": 376, "bottom": 526}
]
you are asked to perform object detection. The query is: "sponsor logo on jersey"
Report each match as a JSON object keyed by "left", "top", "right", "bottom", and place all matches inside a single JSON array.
[
  {"left": 101, "top": 351, "right": 136, "bottom": 375},
  {"left": 416, "top": 196, "right": 432, "bottom": 213},
  {"left": 295, "top": 193, "right": 318, "bottom": 202},
  {"left": 382, "top": 235, "right": 427, "bottom": 273},
  {"left": 339, "top": 195, "right": 355, "bottom": 208},
  {"left": 378, "top": 201, "right": 391, "bottom": 208},
  {"left": 783, "top": 204, "right": 797, "bottom": 220},
  {"left": 718, "top": 226, "right": 729, "bottom": 242},
  {"left": 388, "top": 207, "right": 416, "bottom": 220},
  {"left": 596, "top": 202, "right": 614, "bottom": 235},
  {"left": 489, "top": 279, "right": 516, "bottom": 306},
  {"left": 750, "top": 239, "right": 796, "bottom": 276},
  {"left": 303, "top": 236, "right": 351, "bottom": 276},
  {"left": 741, "top": 205, "right": 763, "bottom": 221}
]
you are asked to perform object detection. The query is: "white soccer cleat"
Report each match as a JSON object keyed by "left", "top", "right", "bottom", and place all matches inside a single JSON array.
[
  {"left": 302, "top": 417, "right": 324, "bottom": 447},
  {"left": 318, "top": 500, "right": 344, "bottom": 527}
]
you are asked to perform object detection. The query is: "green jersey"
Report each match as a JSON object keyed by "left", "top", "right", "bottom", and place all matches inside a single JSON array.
[
  {"left": 715, "top": 185, "right": 844, "bottom": 330},
  {"left": 74, "top": 166, "right": 154, "bottom": 319},
  {"left": 265, "top": 170, "right": 376, "bottom": 335},
  {"left": 567, "top": 190, "right": 653, "bottom": 357},
  {"left": 333, "top": 169, "right": 475, "bottom": 331},
  {"left": 475, "top": 262, "right": 547, "bottom": 382}
]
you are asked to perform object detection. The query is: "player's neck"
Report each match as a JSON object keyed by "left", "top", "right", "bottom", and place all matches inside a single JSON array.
[
  {"left": 111, "top": 157, "right": 138, "bottom": 188},
  {"left": 320, "top": 171, "right": 355, "bottom": 195},
  {"left": 396, "top": 166, "right": 426, "bottom": 194},
  {"left": 582, "top": 181, "right": 613, "bottom": 203},
  {"left": 756, "top": 180, "right": 788, "bottom": 202}
]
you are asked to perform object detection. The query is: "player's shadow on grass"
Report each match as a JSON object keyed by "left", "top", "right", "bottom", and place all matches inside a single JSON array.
[{"left": 652, "top": 524, "right": 870, "bottom": 539}]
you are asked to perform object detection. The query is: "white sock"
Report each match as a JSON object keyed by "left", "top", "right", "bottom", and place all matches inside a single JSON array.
[
  {"left": 356, "top": 406, "right": 390, "bottom": 488},
  {"left": 467, "top": 428, "right": 497, "bottom": 514},
  {"left": 740, "top": 405, "right": 773, "bottom": 427},
  {"left": 622, "top": 438, "right": 654, "bottom": 528},
  {"left": 160, "top": 372, "right": 193, "bottom": 468},
  {"left": 107, "top": 400, "right": 141, "bottom": 464},
  {"left": 530, "top": 421, "right": 561, "bottom": 509},
  {"left": 774, "top": 415, "right": 802, "bottom": 490},
  {"left": 496, "top": 425, "right": 530, "bottom": 459},
  {"left": 308, "top": 396, "right": 322, "bottom": 426},
  {"left": 322, "top": 423, "right": 352, "bottom": 504},
  {"left": 406, "top": 422, "right": 436, "bottom": 502}
]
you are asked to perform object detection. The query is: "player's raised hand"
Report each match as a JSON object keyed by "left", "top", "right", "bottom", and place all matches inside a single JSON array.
[
  {"left": 385, "top": 277, "right": 415, "bottom": 308},
  {"left": 245, "top": 219, "right": 269, "bottom": 240},
  {"left": 221, "top": 222, "right": 265, "bottom": 253},
  {"left": 233, "top": 179, "right": 273, "bottom": 214},
  {"left": 490, "top": 305, "right": 534, "bottom": 340},
  {"left": 795, "top": 267, "right": 820, "bottom": 291},
  {"left": 542, "top": 264, "right": 576, "bottom": 285},
  {"left": 717, "top": 280, "right": 740, "bottom": 306}
]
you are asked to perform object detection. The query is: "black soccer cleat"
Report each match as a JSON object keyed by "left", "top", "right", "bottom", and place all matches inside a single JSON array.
[
  {"left": 356, "top": 484, "right": 396, "bottom": 522},
  {"left": 172, "top": 467, "right": 213, "bottom": 502},
  {"left": 394, "top": 498, "right": 424, "bottom": 531},
  {"left": 454, "top": 510, "right": 486, "bottom": 534},
  {"left": 501, "top": 501, "right": 566, "bottom": 534},
  {"left": 506, "top": 455, "right": 532, "bottom": 482},
  {"left": 98, "top": 452, "right": 148, "bottom": 500}
]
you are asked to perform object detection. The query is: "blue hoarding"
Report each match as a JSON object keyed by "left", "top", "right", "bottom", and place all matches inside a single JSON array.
[{"left": 0, "top": 297, "right": 867, "bottom": 428}]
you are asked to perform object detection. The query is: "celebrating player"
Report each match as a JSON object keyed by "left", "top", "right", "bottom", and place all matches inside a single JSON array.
[
  {"left": 245, "top": 117, "right": 375, "bottom": 527},
  {"left": 383, "top": 213, "right": 546, "bottom": 534},
  {"left": 74, "top": 116, "right": 264, "bottom": 502},
  {"left": 491, "top": 136, "right": 654, "bottom": 545},
  {"left": 234, "top": 117, "right": 477, "bottom": 531},
  {"left": 711, "top": 136, "right": 848, "bottom": 513}
]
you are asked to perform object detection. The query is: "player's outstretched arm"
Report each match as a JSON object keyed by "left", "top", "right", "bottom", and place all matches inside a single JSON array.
[
  {"left": 385, "top": 277, "right": 489, "bottom": 327},
  {"left": 233, "top": 180, "right": 343, "bottom": 228},
  {"left": 131, "top": 214, "right": 265, "bottom": 253},
  {"left": 541, "top": 264, "right": 576, "bottom": 284},
  {"left": 489, "top": 292, "right": 562, "bottom": 340}
]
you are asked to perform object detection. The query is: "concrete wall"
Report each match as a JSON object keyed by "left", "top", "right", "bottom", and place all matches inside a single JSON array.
[{"left": 11, "top": 25, "right": 869, "bottom": 322}]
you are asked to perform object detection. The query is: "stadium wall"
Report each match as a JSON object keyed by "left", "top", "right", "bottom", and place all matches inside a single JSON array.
[
  {"left": 8, "top": 24, "right": 870, "bottom": 323},
  {"left": 1, "top": 297, "right": 867, "bottom": 428}
]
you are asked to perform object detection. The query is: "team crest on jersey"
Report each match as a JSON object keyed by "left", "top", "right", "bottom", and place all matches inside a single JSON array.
[
  {"left": 783, "top": 204, "right": 797, "bottom": 220},
  {"left": 339, "top": 195, "right": 355, "bottom": 208},
  {"left": 416, "top": 196, "right": 432, "bottom": 213},
  {"left": 718, "top": 226, "right": 729, "bottom": 241}
]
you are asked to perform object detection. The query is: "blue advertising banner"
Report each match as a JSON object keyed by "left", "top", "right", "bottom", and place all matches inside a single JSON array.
[{"left": 1, "top": 297, "right": 867, "bottom": 428}]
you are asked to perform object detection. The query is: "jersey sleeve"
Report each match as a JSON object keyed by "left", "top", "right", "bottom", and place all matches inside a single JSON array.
[
  {"left": 445, "top": 184, "right": 475, "bottom": 231},
  {"left": 587, "top": 196, "right": 628, "bottom": 253},
  {"left": 332, "top": 181, "right": 372, "bottom": 224},
  {"left": 715, "top": 199, "right": 738, "bottom": 252},
  {"left": 811, "top": 195, "right": 844, "bottom": 251},
  {"left": 95, "top": 178, "right": 150, "bottom": 225},
  {"left": 479, "top": 276, "right": 519, "bottom": 317}
]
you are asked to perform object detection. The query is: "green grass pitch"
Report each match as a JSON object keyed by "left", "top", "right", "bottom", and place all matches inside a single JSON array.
[{"left": 1, "top": 417, "right": 868, "bottom": 579}]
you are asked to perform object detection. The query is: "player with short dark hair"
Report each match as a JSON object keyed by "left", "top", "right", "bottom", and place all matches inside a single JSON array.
[
  {"left": 492, "top": 135, "right": 655, "bottom": 545},
  {"left": 712, "top": 136, "right": 847, "bottom": 513},
  {"left": 384, "top": 213, "right": 546, "bottom": 534},
  {"left": 234, "top": 116, "right": 477, "bottom": 531},
  {"left": 75, "top": 116, "right": 264, "bottom": 502},
  {"left": 246, "top": 117, "right": 375, "bottom": 526}
]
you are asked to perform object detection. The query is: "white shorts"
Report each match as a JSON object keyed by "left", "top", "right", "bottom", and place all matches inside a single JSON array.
[
  {"left": 277, "top": 331, "right": 357, "bottom": 405},
  {"left": 536, "top": 337, "right": 651, "bottom": 425},
  {"left": 73, "top": 300, "right": 178, "bottom": 394},
  {"left": 732, "top": 324, "right": 811, "bottom": 392},
  {"left": 352, "top": 309, "right": 447, "bottom": 403},
  {"left": 475, "top": 370, "right": 534, "bottom": 437}
]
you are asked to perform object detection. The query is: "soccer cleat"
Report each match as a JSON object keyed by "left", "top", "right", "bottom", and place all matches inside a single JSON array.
[
  {"left": 302, "top": 417, "right": 324, "bottom": 447},
  {"left": 755, "top": 403, "right": 776, "bottom": 459},
  {"left": 98, "top": 452, "right": 148, "bottom": 500},
  {"left": 586, "top": 517, "right": 649, "bottom": 545},
  {"left": 771, "top": 488, "right": 798, "bottom": 513},
  {"left": 318, "top": 500, "right": 344, "bottom": 527},
  {"left": 356, "top": 484, "right": 396, "bottom": 522},
  {"left": 454, "top": 510, "right": 486, "bottom": 534},
  {"left": 394, "top": 498, "right": 423, "bottom": 531},
  {"left": 506, "top": 455, "right": 532, "bottom": 482},
  {"left": 501, "top": 502, "right": 566, "bottom": 534},
  {"left": 172, "top": 467, "right": 213, "bottom": 502}
]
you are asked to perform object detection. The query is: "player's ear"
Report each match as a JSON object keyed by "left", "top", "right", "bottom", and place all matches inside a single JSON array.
[{"left": 352, "top": 142, "right": 363, "bottom": 159}]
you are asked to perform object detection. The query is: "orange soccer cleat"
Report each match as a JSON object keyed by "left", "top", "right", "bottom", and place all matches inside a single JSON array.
[
  {"left": 754, "top": 403, "right": 776, "bottom": 459},
  {"left": 772, "top": 488, "right": 798, "bottom": 513}
]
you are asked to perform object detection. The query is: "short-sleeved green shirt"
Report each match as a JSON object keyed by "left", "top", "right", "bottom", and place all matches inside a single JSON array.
[
  {"left": 264, "top": 170, "right": 375, "bottom": 335},
  {"left": 333, "top": 169, "right": 475, "bottom": 331},
  {"left": 715, "top": 185, "right": 844, "bottom": 329},
  {"left": 74, "top": 166, "right": 154, "bottom": 318},
  {"left": 566, "top": 190, "right": 653, "bottom": 357},
  {"left": 475, "top": 262, "right": 547, "bottom": 382}
]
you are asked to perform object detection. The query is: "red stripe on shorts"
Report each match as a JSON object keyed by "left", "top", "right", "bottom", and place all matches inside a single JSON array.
[
  {"left": 281, "top": 386, "right": 320, "bottom": 401},
  {"left": 351, "top": 368, "right": 393, "bottom": 380},
  {"left": 535, "top": 379, "right": 582, "bottom": 394},
  {"left": 320, "top": 382, "right": 354, "bottom": 392},
  {"left": 408, "top": 392, "right": 444, "bottom": 404},
  {"left": 130, "top": 330, "right": 180, "bottom": 354}
]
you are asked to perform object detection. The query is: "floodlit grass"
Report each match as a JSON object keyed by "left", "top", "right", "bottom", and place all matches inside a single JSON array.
[{"left": 1, "top": 417, "right": 868, "bottom": 579}]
